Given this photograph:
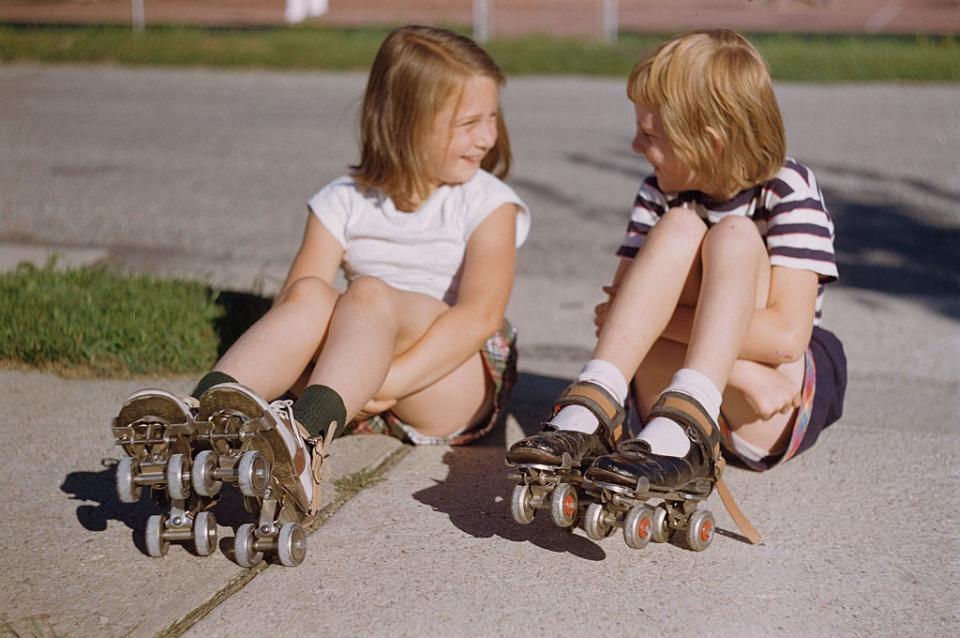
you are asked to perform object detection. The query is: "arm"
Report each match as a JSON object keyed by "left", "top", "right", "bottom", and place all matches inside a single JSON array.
[
  {"left": 659, "top": 266, "right": 818, "bottom": 365},
  {"left": 276, "top": 212, "right": 344, "bottom": 299},
  {"left": 377, "top": 203, "right": 518, "bottom": 398}
]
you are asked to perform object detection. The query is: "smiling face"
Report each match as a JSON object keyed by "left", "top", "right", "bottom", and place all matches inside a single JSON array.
[
  {"left": 426, "top": 74, "right": 500, "bottom": 191},
  {"left": 631, "top": 102, "right": 702, "bottom": 195}
]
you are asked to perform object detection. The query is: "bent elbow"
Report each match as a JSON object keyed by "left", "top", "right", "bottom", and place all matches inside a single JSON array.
[{"left": 773, "top": 327, "right": 812, "bottom": 364}]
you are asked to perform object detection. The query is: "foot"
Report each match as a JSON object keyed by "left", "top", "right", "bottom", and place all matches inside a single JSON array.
[
  {"left": 507, "top": 425, "right": 612, "bottom": 467},
  {"left": 199, "top": 383, "right": 328, "bottom": 517},
  {"left": 507, "top": 380, "right": 624, "bottom": 467},
  {"left": 585, "top": 391, "right": 721, "bottom": 496}
]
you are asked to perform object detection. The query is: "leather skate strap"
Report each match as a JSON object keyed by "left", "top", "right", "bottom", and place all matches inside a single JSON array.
[
  {"left": 295, "top": 419, "right": 338, "bottom": 517},
  {"left": 553, "top": 380, "right": 625, "bottom": 443},
  {"left": 650, "top": 392, "right": 761, "bottom": 545}
]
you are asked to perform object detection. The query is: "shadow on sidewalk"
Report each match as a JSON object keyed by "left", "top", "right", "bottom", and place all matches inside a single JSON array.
[
  {"left": 212, "top": 290, "right": 273, "bottom": 357},
  {"left": 61, "top": 461, "right": 254, "bottom": 555},
  {"left": 413, "top": 371, "right": 614, "bottom": 560}
]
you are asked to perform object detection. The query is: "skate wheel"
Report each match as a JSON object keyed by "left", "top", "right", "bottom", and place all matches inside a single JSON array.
[
  {"left": 549, "top": 483, "right": 578, "bottom": 528},
  {"left": 510, "top": 484, "right": 535, "bottom": 525},
  {"left": 651, "top": 504, "right": 671, "bottom": 543},
  {"left": 116, "top": 457, "right": 142, "bottom": 503},
  {"left": 685, "top": 509, "right": 715, "bottom": 552},
  {"left": 277, "top": 523, "right": 307, "bottom": 567},
  {"left": 623, "top": 504, "right": 654, "bottom": 550},
  {"left": 583, "top": 502, "right": 614, "bottom": 541},
  {"left": 238, "top": 450, "right": 271, "bottom": 498},
  {"left": 234, "top": 523, "right": 264, "bottom": 568},
  {"left": 145, "top": 514, "right": 169, "bottom": 557},
  {"left": 193, "top": 511, "right": 218, "bottom": 557},
  {"left": 166, "top": 453, "right": 191, "bottom": 500},
  {"left": 192, "top": 450, "right": 222, "bottom": 497}
]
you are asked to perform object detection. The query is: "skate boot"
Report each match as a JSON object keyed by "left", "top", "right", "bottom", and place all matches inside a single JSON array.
[
  {"left": 582, "top": 391, "right": 761, "bottom": 551},
  {"left": 506, "top": 380, "right": 624, "bottom": 529},
  {"left": 112, "top": 389, "right": 220, "bottom": 557},
  {"left": 196, "top": 383, "right": 334, "bottom": 567}
]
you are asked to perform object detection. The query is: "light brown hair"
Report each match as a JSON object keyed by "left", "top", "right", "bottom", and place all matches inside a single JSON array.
[
  {"left": 352, "top": 25, "right": 511, "bottom": 210},
  {"left": 628, "top": 29, "right": 785, "bottom": 198}
]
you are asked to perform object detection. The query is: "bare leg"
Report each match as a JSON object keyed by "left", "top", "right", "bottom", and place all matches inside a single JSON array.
[
  {"left": 307, "top": 277, "right": 492, "bottom": 437},
  {"left": 683, "top": 215, "right": 771, "bottom": 390},
  {"left": 213, "top": 276, "right": 338, "bottom": 400},
  {"left": 594, "top": 207, "right": 706, "bottom": 381}
]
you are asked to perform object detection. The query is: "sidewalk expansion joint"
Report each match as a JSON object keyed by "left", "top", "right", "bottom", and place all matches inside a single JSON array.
[{"left": 154, "top": 444, "right": 411, "bottom": 638}]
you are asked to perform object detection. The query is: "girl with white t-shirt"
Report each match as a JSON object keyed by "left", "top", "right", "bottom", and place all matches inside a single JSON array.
[{"left": 111, "top": 25, "right": 528, "bottom": 565}]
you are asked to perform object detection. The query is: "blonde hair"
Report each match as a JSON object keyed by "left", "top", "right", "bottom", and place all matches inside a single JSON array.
[
  {"left": 628, "top": 29, "right": 785, "bottom": 199},
  {"left": 352, "top": 25, "right": 511, "bottom": 210}
]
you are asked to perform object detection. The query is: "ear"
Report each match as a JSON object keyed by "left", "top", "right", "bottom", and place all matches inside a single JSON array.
[{"left": 705, "top": 127, "right": 725, "bottom": 157}]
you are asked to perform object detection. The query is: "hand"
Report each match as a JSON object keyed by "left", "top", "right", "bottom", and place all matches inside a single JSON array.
[
  {"left": 728, "top": 361, "right": 800, "bottom": 421},
  {"left": 593, "top": 285, "right": 617, "bottom": 337},
  {"left": 354, "top": 397, "right": 397, "bottom": 422}
]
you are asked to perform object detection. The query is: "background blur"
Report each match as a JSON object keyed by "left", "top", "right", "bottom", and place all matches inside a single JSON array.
[{"left": 2, "top": 0, "right": 959, "bottom": 37}]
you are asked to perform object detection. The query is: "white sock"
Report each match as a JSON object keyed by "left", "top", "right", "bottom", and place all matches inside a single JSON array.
[
  {"left": 638, "top": 368, "right": 722, "bottom": 457},
  {"left": 550, "top": 359, "right": 628, "bottom": 434}
]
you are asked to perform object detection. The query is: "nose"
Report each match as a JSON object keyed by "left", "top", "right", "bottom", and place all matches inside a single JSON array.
[
  {"left": 476, "top": 117, "right": 497, "bottom": 150},
  {"left": 631, "top": 131, "right": 646, "bottom": 154}
]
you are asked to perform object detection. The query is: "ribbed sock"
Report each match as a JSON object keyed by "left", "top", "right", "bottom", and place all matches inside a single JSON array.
[
  {"left": 191, "top": 371, "right": 237, "bottom": 400},
  {"left": 638, "top": 368, "right": 722, "bottom": 457},
  {"left": 550, "top": 359, "right": 628, "bottom": 434},
  {"left": 293, "top": 384, "right": 347, "bottom": 439}
]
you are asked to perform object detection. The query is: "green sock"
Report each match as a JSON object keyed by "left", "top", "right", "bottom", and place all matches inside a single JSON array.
[
  {"left": 293, "top": 385, "right": 347, "bottom": 439},
  {"left": 191, "top": 371, "right": 237, "bottom": 400}
]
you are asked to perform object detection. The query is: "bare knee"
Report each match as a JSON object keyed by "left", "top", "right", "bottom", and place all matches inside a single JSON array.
[
  {"left": 702, "top": 215, "right": 763, "bottom": 258},
  {"left": 652, "top": 206, "right": 708, "bottom": 242},
  {"left": 343, "top": 276, "right": 394, "bottom": 314},
  {"left": 276, "top": 276, "right": 337, "bottom": 308}
]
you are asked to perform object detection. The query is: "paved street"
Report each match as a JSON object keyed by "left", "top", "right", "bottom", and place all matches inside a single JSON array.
[{"left": 0, "top": 66, "right": 958, "bottom": 637}]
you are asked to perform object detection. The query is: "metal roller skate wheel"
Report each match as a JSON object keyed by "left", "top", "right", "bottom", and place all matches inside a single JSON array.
[
  {"left": 116, "top": 457, "right": 141, "bottom": 503},
  {"left": 510, "top": 484, "right": 535, "bottom": 525},
  {"left": 651, "top": 504, "right": 670, "bottom": 543},
  {"left": 277, "top": 523, "right": 307, "bottom": 567},
  {"left": 191, "top": 450, "right": 222, "bottom": 497},
  {"left": 583, "top": 502, "right": 614, "bottom": 541},
  {"left": 193, "top": 511, "right": 218, "bottom": 557},
  {"left": 686, "top": 509, "right": 715, "bottom": 552},
  {"left": 165, "top": 453, "right": 190, "bottom": 500},
  {"left": 238, "top": 450, "right": 270, "bottom": 498},
  {"left": 234, "top": 523, "right": 264, "bottom": 568},
  {"left": 550, "top": 483, "right": 578, "bottom": 528},
  {"left": 145, "top": 514, "right": 169, "bottom": 557},
  {"left": 623, "top": 504, "right": 654, "bottom": 550}
]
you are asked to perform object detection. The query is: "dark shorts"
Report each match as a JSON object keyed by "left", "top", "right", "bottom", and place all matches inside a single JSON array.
[
  {"left": 721, "top": 325, "right": 847, "bottom": 471},
  {"left": 343, "top": 321, "right": 518, "bottom": 446}
]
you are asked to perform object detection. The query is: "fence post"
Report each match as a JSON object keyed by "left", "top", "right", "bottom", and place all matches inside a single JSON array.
[
  {"left": 474, "top": 0, "right": 492, "bottom": 43},
  {"left": 601, "top": 0, "right": 618, "bottom": 42},
  {"left": 131, "top": 0, "right": 145, "bottom": 32}
]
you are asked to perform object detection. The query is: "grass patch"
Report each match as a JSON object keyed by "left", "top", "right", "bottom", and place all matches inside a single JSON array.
[
  {"left": 0, "top": 261, "right": 223, "bottom": 376},
  {"left": 0, "top": 24, "right": 958, "bottom": 81}
]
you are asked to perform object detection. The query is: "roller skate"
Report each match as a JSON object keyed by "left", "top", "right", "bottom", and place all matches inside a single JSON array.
[
  {"left": 195, "top": 383, "right": 333, "bottom": 568},
  {"left": 506, "top": 381, "right": 624, "bottom": 529},
  {"left": 111, "top": 389, "right": 220, "bottom": 557},
  {"left": 582, "top": 391, "right": 761, "bottom": 551}
]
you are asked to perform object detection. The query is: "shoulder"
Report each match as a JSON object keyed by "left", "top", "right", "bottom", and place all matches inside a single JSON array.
[
  {"left": 308, "top": 175, "right": 367, "bottom": 207},
  {"left": 763, "top": 159, "right": 822, "bottom": 201},
  {"left": 457, "top": 170, "right": 531, "bottom": 247}
]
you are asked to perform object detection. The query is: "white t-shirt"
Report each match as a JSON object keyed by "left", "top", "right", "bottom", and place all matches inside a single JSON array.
[{"left": 308, "top": 169, "right": 530, "bottom": 305}]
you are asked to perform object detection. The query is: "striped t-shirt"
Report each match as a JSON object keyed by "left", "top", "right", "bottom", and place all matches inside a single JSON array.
[{"left": 617, "top": 158, "right": 838, "bottom": 324}]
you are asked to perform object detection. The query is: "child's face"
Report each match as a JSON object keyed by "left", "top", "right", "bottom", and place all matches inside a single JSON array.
[
  {"left": 427, "top": 75, "right": 500, "bottom": 189},
  {"left": 631, "top": 102, "right": 700, "bottom": 194}
]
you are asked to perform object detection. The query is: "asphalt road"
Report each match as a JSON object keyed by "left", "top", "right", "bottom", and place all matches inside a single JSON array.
[{"left": 0, "top": 66, "right": 958, "bottom": 637}]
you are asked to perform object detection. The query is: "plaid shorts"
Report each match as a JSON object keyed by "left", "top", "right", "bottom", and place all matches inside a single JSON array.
[{"left": 342, "top": 321, "right": 518, "bottom": 446}]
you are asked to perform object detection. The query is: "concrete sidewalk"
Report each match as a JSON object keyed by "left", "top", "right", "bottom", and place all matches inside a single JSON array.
[{"left": 1, "top": 67, "right": 958, "bottom": 637}]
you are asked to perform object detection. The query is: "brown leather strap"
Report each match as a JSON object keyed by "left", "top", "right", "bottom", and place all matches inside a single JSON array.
[
  {"left": 553, "top": 381, "right": 625, "bottom": 442},
  {"left": 650, "top": 391, "right": 761, "bottom": 545}
]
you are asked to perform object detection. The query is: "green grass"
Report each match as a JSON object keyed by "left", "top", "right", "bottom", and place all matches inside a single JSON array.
[
  {"left": 1, "top": 24, "right": 958, "bottom": 81},
  {"left": 0, "top": 262, "right": 223, "bottom": 376}
]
